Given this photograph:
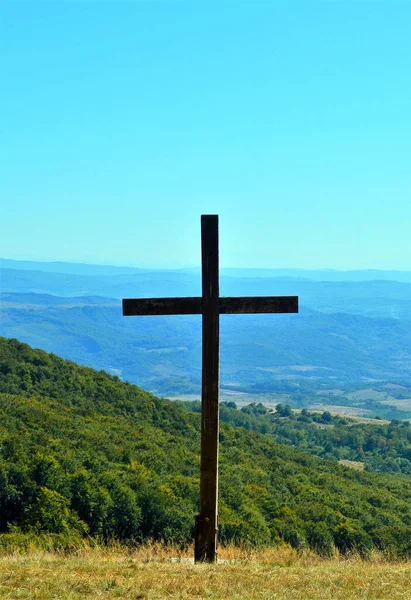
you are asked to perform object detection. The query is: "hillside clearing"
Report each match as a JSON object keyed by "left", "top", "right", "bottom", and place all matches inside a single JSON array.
[{"left": 0, "top": 546, "right": 409, "bottom": 599}]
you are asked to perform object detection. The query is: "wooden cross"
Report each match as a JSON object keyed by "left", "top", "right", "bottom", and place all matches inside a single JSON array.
[{"left": 122, "top": 215, "right": 298, "bottom": 563}]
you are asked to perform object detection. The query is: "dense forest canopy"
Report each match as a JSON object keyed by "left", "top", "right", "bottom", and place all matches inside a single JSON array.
[{"left": 0, "top": 337, "right": 410, "bottom": 557}]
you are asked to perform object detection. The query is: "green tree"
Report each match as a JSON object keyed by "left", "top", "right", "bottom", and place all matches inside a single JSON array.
[{"left": 23, "top": 487, "right": 87, "bottom": 535}]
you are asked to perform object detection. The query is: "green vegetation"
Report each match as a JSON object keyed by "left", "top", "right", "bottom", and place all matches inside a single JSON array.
[
  {"left": 216, "top": 378, "right": 411, "bottom": 421},
  {"left": 1, "top": 337, "right": 411, "bottom": 558},
  {"left": 176, "top": 400, "right": 411, "bottom": 474}
]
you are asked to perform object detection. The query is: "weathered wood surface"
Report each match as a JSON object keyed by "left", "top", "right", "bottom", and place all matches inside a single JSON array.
[
  {"left": 122, "top": 297, "right": 201, "bottom": 316},
  {"left": 123, "top": 296, "right": 298, "bottom": 316},
  {"left": 219, "top": 296, "right": 298, "bottom": 314},
  {"left": 195, "top": 215, "right": 220, "bottom": 564}
]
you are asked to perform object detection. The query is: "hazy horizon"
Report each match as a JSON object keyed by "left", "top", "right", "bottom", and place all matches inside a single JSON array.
[{"left": 2, "top": 256, "right": 411, "bottom": 279}]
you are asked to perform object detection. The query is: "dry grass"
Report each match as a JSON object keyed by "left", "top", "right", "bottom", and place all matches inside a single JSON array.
[{"left": 0, "top": 542, "right": 409, "bottom": 599}]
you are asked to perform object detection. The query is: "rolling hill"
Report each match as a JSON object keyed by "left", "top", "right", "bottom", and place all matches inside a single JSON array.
[
  {"left": 2, "top": 262, "right": 411, "bottom": 319},
  {"left": 1, "top": 260, "right": 410, "bottom": 419},
  {"left": 2, "top": 291, "right": 411, "bottom": 395},
  {"left": 0, "top": 337, "right": 410, "bottom": 557}
]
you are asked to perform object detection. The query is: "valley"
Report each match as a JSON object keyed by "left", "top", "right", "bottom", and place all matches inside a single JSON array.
[{"left": 1, "top": 261, "right": 410, "bottom": 421}]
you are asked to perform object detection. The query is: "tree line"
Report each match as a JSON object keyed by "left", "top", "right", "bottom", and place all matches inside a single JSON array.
[{"left": 176, "top": 399, "right": 411, "bottom": 474}]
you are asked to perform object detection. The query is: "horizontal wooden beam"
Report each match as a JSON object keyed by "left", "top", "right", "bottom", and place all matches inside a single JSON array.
[
  {"left": 220, "top": 296, "right": 298, "bottom": 314},
  {"left": 123, "top": 297, "right": 202, "bottom": 316},
  {"left": 123, "top": 296, "right": 298, "bottom": 316}
]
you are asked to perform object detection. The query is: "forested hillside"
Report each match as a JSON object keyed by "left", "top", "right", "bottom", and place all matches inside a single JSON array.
[
  {"left": 0, "top": 337, "right": 410, "bottom": 557},
  {"left": 176, "top": 400, "right": 411, "bottom": 474}
]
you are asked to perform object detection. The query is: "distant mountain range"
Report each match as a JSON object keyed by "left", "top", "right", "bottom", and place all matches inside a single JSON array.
[
  {"left": 2, "top": 262, "right": 411, "bottom": 319},
  {"left": 1, "top": 260, "right": 410, "bottom": 402},
  {"left": 3, "top": 258, "right": 411, "bottom": 283}
]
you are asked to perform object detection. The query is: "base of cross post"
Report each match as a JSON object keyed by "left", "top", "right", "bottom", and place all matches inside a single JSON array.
[{"left": 194, "top": 514, "right": 218, "bottom": 563}]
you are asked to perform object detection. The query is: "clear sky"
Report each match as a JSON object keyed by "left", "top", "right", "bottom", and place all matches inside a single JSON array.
[{"left": 1, "top": 1, "right": 410, "bottom": 270}]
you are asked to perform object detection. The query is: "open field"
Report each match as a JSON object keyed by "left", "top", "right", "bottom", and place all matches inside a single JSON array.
[
  {"left": 0, "top": 545, "right": 410, "bottom": 599},
  {"left": 171, "top": 391, "right": 292, "bottom": 409},
  {"left": 381, "top": 399, "right": 411, "bottom": 411},
  {"left": 338, "top": 459, "right": 365, "bottom": 470},
  {"left": 171, "top": 388, "right": 411, "bottom": 421}
]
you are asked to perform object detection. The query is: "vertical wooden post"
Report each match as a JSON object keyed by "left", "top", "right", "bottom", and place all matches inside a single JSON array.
[{"left": 194, "top": 215, "right": 219, "bottom": 563}]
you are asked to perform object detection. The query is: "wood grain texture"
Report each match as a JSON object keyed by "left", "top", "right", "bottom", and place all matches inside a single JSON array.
[
  {"left": 122, "top": 297, "right": 202, "bottom": 316},
  {"left": 219, "top": 296, "right": 298, "bottom": 314},
  {"left": 123, "top": 296, "right": 298, "bottom": 316},
  {"left": 195, "top": 214, "right": 219, "bottom": 564}
]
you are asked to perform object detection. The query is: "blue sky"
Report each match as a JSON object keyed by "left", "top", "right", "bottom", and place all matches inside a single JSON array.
[{"left": 1, "top": 1, "right": 410, "bottom": 270}]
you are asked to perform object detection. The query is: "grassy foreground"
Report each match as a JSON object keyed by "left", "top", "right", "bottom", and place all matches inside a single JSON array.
[{"left": 0, "top": 544, "right": 410, "bottom": 599}]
